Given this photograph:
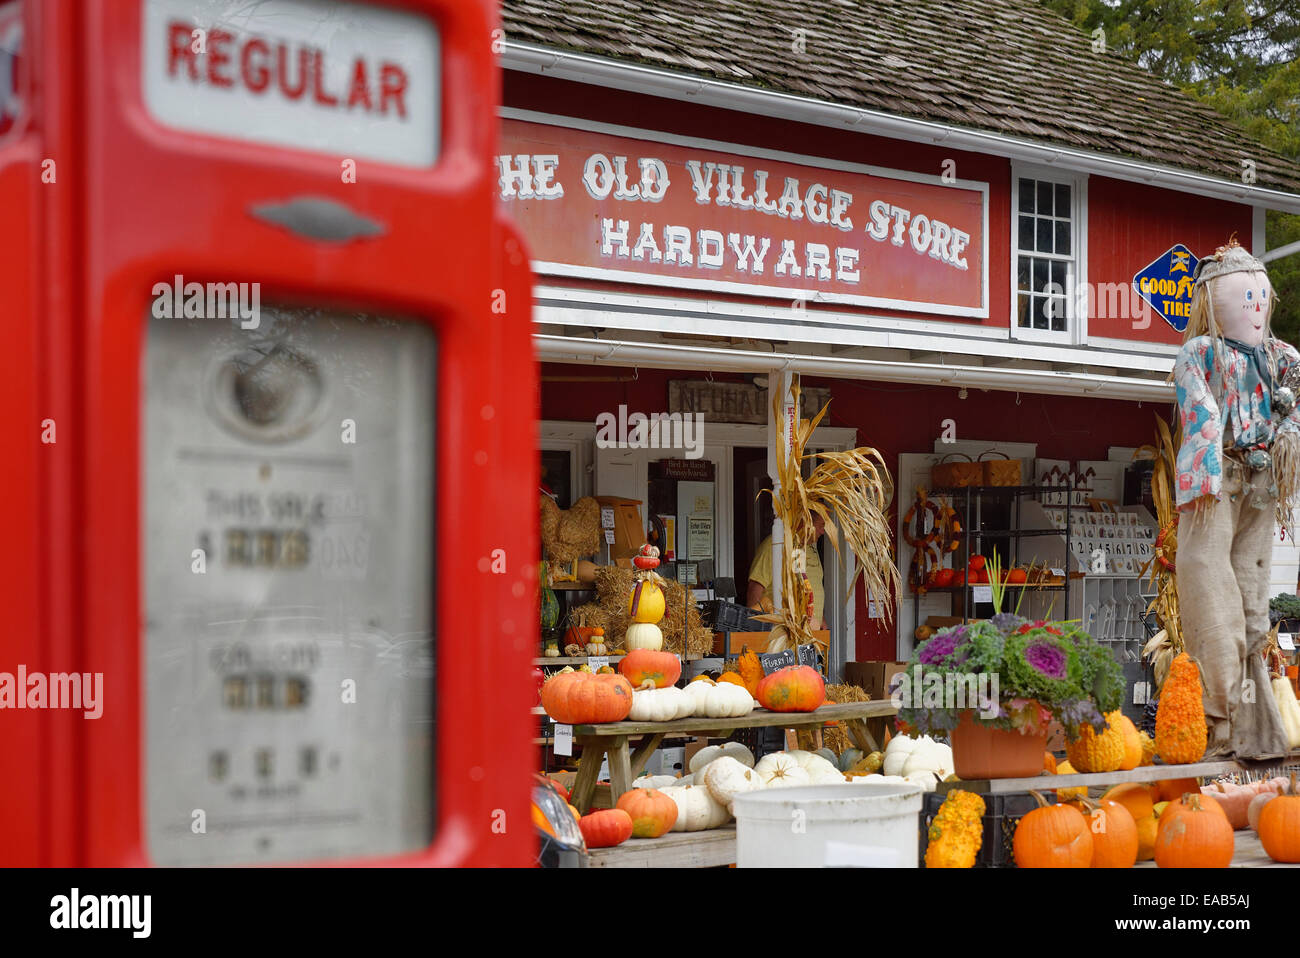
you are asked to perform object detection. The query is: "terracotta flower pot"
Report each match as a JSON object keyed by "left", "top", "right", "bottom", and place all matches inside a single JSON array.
[{"left": 950, "top": 709, "right": 1047, "bottom": 779}]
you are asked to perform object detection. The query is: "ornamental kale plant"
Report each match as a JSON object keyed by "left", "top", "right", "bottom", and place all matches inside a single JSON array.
[{"left": 896, "top": 614, "right": 1123, "bottom": 739}]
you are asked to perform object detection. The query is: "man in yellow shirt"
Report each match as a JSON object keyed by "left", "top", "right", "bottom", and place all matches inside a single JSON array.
[{"left": 745, "top": 515, "right": 826, "bottom": 630}]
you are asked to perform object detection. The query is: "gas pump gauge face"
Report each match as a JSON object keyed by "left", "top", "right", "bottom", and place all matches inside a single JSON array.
[{"left": 143, "top": 303, "right": 435, "bottom": 866}]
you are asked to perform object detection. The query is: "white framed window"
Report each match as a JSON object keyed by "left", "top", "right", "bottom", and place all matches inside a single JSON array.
[{"left": 1011, "top": 165, "right": 1087, "bottom": 344}]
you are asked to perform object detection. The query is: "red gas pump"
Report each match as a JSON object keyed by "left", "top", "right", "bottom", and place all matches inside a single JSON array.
[{"left": 0, "top": 0, "right": 537, "bottom": 867}]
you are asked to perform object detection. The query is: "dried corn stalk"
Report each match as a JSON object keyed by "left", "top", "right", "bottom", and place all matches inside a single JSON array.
[
  {"left": 1137, "top": 412, "right": 1183, "bottom": 686},
  {"left": 753, "top": 378, "right": 900, "bottom": 656}
]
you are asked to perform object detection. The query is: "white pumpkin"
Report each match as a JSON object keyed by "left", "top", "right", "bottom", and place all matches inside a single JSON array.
[
  {"left": 627, "top": 685, "right": 692, "bottom": 722},
  {"left": 663, "top": 784, "right": 730, "bottom": 831},
  {"left": 900, "top": 739, "right": 953, "bottom": 779},
  {"left": 754, "top": 752, "right": 812, "bottom": 788},
  {"left": 718, "top": 741, "right": 755, "bottom": 767},
  {"left": 633, "top": 774, "right": 679, "bottom": 790},
  {"left": 702, "top": 756, "right": 761, "bottom": 813},
  {"left": 797, "top": 753, "right": 842, "bottom": 780},
  {"left": 882, "top": 734, "right": 924, "bottom": 777},
  {"left": 690, "top": 742, "right": 755, "bottom": 783},
  {"left": 903, "top": 770, "right": 939, "bottom": 792},
  {"left": 624, "top": 622, "right": 663, "bottom": 651},
  {"left": 683, "top": 680, "right": 754, "bottom": 718},
  {"left": 856, "top": 773, "right": 911, "bottom": 785},
  {"left": 806, "top": 762, "right": 849, "bottom": 785}
]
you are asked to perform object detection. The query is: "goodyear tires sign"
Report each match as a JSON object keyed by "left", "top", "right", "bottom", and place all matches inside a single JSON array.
[{"left": 1133, "top": 244, "right": 1199, "bottom": 333}]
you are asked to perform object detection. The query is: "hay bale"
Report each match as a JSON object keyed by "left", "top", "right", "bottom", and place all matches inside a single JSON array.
[
  {"left": 540, "top": 496, "right": 602, "bottom": 564},
  {"left": 578, "top": 565, "right": 711, "bottom": 656}
]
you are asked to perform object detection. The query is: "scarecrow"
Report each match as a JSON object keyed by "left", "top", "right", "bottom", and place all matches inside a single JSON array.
[{"left": 1173, "top": 238, "right": 1298, "bottom": 760}]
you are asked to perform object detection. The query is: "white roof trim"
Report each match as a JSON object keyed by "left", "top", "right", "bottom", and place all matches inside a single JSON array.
[
  {"left": 535, "top": 332, "right": 1175, "bottom": 403},
  {"left": 502, "top": 41, "right": 1300, "bottom": 215}
]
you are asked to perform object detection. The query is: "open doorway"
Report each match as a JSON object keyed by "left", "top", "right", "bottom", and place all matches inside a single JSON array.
[{"left": 733, "top": 445, "right": 774, "bottom": 595}]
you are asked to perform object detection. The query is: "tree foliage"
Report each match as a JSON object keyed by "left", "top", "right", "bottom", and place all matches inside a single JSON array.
[{"left": 1040, "top": 0, "right": 1300, "bottom": 340}]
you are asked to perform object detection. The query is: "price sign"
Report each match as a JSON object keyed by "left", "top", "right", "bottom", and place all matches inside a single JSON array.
[
  {"left": 553, "top": 723, "right": 573, "bottom": 756},
  {"left": 588, "top": 655, "right": 609, "bottom": 671},
  {"left": 1279, "top": 633, "right": 1295, "bottom": 651},
  {"left": 677, "top": 562, "right": 698, "bottom": 586},
  {"left": 604, "top": 529, "right": 616, "bottom": 544},
  {"left": 973, "top": 585, "right": 993, "bottom": 603},
  {"left": 758, "top": 644, "right": 820, "bottom": 674},
  {"left": 1050, "top": 567, "right": 1065, "bottom": 577},
  {"left": 600, "top": 507, "right": 616, "bottom": 529}
]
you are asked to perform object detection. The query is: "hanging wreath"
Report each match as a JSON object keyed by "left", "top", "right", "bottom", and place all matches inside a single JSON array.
[
  {"left": 908, "top": 541, "right": 941, "bottom": 594},
  {"left": 903, "top": 490, "right": 942, "bottom": 548},
  {"left": 937, "top": 502, "right": 962, "bottom": 554}
]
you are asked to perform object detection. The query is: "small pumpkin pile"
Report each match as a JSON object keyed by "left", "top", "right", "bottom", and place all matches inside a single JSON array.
[
  {"left": 1202, "top": 775, "right": 1295, "bottom": 832},
  {"left": 1064, "top": 710, "right": 1143, "bottom": 773},
  {"left": 851, "top": 734, "right": 952, "bottom": 792}
]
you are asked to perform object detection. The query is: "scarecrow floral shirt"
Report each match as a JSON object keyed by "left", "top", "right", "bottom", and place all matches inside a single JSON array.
[{"left": 1173, "top": 336, "right": 1300, "bottom": 508}]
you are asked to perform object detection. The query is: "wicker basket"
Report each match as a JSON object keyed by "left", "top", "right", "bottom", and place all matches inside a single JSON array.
[
  {"left": 931, "top": 453, "right": 982, "bottom": 488},
  {"left": 980, "top": 451, "right": 1022, "bottom": 486}
]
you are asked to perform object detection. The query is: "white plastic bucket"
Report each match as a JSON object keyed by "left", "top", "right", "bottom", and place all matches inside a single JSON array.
[{"left": 732, "top": 783, "right": 923, "bottom": 868}]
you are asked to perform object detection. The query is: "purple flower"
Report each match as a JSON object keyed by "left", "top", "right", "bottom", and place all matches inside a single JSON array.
[
  {"left": 1024, "top": 639, "right": 1067, "bottom": 679},
  {"left": 918, "top": 632, "right": 960, "bottom": 665}
]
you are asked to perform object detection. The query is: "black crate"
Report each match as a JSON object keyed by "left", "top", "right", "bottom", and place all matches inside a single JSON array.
[
  {"left": 918, "top": 791, "right": 1040, "bottom": 868},
  {"left": 701, "top": 599, "right": 771, "bottom": 633}
]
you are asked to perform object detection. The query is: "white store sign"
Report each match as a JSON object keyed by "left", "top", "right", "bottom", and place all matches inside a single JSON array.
[{"left": 143, "top": 0, "right": 439, "bottom": 167}]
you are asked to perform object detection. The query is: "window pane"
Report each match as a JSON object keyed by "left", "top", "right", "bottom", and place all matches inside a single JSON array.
[
  {"left": 1055, "top": 182, "right": 1071, "bottom": 215},
  {"left": 1037, "top": 218, "right": 1053, "bottom": 253},
  {"left": 1051, "top": 297, "right": 1068, "bottom": 331},
  {"left": 1038, "top": 181, "right": 1054, "bottom": 215},
  {"left": 1033, "top": 295, "right": 1048, "bottom": 330},
  {"left": 1019, "top": 179, "right": 1035, "bottom": 214},
  {"left": 1017, "top": 292, "right": 1032, "bottom": 327},
  {"left": 1019, "top": 214, "right": 1034, "bottom": 250},
  {"left": 1032, "top": 257, "right": 1045, "bottom": 293},
  {"left": 1051, "top": 259, "right": 1067, "bottom": 294},
  {"left": 1055, "top": 220, "right": 1071, "bottom": 256},
  {"left": 1017, "top": 257, "right": 1030, "bottom": 291}
]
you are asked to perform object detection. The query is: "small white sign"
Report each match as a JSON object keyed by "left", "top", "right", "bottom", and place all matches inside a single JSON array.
[
  {"left": 973, "top": 585, "right": 993, "bottom": 603},
  {"left": 143, "top": 0, "right": 440, "bottom": 167},
  {"left": 604, "top": 529, "right": 616, "bottom": 544},
  {"left": 588, "top": 655, "right": 609, "bottom": 671},
  {"left": 1050, "top": 567, "right": 1065, "bottom": 577},
  {"left": 1280, "top": 633, "right": 1296, "bottom": 651},
  {"left": 1133, "top": 681, "right": 1148, "bottom": 705},
  {"left": 553, "top": 723, "right": 573, "bottom": 756},
  {"left": 868, "top": 600, "right": 882, "bottom": 619},
  {"left": 600, "top": 506, "right": 616, "bottom": 529}
]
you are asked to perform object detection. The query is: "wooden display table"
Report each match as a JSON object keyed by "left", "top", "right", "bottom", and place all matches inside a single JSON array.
[
  {"left": 587, "top": 825, "right": 737, "bottom": 868},
  {"left": 567, "top": 701, "right": 899, "bottom": 813}
]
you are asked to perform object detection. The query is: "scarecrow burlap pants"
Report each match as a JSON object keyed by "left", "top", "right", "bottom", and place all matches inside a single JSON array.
[{"left": 1176, "top": 467, "right": 1290, "bottom": 761}]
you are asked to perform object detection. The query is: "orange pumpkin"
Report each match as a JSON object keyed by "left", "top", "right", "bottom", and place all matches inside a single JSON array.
[
  {"left": 1258, "top": 776, "right": 1300, "bottom": 863},
  {"left": 756, "top": 665, "right": 826, "bottom": 712},
  {"left": 617, "top": 649, "right": 682, "bottom": 689},
  {"left": 1116, "top": 714, "right": 1143, "bottom": 771},
  {"left": 1068, "top": 798, "right": 1139, "bottom": 868},
  {"left": 615, "top": 787, "right": 678, "bottom": 838},
  {"left": 1154, "top": 777, "right": 1202, "bottom": 803},
  {"left": 1102, "top": 783, "right": 1159, "bottom": 861},
  {"left": 541, "top": 671, "right": 634, "bottom": 725},
  {"left": 1155, "top": 793, "right": 1234, "bottom": 868},
  {"left": 1013, "top": 793, "right": 1093, "bottom": 868},
  {"left": 579, "top": 808, "right": 634, "bottom": 848}
]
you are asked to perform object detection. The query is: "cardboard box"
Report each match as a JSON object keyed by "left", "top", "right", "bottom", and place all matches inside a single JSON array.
[
  {"left": 844, "top": 660, "right": 908, "bottom": 701},
  {"left": 594, "top": 496, "right": 646, "bottom": 561},
  {"left": 725, "top": 629, "right": 828, "bottom": 654},
  {"left": 645, "top": 746, "right": 686, "bottom": 776}
]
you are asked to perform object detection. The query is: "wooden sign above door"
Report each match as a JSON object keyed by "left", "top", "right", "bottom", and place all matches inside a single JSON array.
[{"left": 668, "top": 380, "right": 831, "bottom": 425}]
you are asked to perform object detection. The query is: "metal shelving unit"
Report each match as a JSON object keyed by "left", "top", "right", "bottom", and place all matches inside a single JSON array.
[{"left": 914, "top": 482, "right": 1074, "bottom": 625}]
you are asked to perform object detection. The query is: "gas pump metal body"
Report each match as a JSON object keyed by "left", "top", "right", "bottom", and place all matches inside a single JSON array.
[{"left": 0, "top": 0, "right": 537, "bottom": 867}]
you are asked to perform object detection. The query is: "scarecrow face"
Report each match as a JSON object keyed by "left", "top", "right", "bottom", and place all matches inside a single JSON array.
[{"left": 1212, "top": 269, "right": 1273, "bottom": 346}]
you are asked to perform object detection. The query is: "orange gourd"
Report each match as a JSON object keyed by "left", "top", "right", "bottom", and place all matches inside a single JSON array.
[
  {"left": 541, "top": 671, "right": 634, "bottom": 725},
  {"left": 1053, "top": 759, "right": 1087, "bottom": 802},
  {"left": 615, "top": 787, "right": 678, "bottom": 838},
  {"left": 1258, "top": 775, "right": 1300, "bottom": 862},
  {"left": 1116, "top": 714, "right": 1143, "bottom": 771},
  {"left": 1043, "top": 751, "right": 1057, "bottom": 775},
  {"left": 617, "top": 649, "right": 682, "bottom": 689},
  {"left": 1065, "top": 711, "right": 1126, "bottom": 773},
  {"left": 737, "top": 645, "right": 764, "bottom": 697},
  {"left": 1013, "top": 792, "right": 1093, "bottom": 868},
  {"left": 1154, "top": 793, "right": 1234, "bottom": 868},
  {"left": 1155, "top": 653, "right": 1208, "bottom": 765},
  {"left": 755, "top": 665, "right": 826, "bottom": 712},
  {"left": 1102, "top": 783, "right": 1159, "bottom": 861},
  {"left": 1068, "top": 798, "right": 1139, "bottom": 868},
  {"left": 717, "top": 671, "right": 747, "bottom": 689}
]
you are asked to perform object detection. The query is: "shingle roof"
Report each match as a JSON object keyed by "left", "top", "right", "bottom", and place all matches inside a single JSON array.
[{"left": 502, "top": 0, "right": 1300, "bottom": 194}]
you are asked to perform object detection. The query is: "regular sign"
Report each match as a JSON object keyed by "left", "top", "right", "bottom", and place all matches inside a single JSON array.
[
  {"left": 142, "top": 0, "right": 440, "bottom": 167},
  {"left": 499, "top": 114, "right": 989, "bottom": 318}
]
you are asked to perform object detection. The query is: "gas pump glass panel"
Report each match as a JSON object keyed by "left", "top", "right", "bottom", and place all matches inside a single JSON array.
[
  {"left": 142, "top": 0, "right": 440, "bottom": 167},
  {"left": 143, "top": 304, "right": 435, "bottom": 866}
]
